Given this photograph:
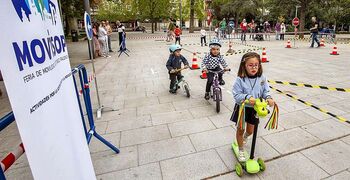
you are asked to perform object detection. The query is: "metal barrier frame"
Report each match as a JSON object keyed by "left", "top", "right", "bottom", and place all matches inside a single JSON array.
[{"left": 0, "top": 64, "right": 119, "bottom": 179}]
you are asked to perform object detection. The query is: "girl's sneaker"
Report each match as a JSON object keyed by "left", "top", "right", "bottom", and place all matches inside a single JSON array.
[{"left": 238, "top": 149, "right": 247, "bottom": 162}]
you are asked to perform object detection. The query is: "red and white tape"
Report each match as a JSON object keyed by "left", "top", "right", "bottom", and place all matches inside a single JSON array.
[
  {"left": 78, "top": 73, "right": 95, "bottom": 96},
  {"left": 1, "top": 143, "right": 25, "bottom": 172}
]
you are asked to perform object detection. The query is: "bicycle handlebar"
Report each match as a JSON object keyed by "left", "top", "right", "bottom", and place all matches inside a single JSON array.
[{"left": 206, "top": 69, "right": 231, "bottom": 73}]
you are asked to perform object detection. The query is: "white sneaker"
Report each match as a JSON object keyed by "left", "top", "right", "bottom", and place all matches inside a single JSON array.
[{"left": 238, "top": 150, "right": 247, "bottom": 162}]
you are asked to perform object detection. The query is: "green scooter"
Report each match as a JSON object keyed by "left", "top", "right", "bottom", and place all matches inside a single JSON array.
[{"left": 232, "top": 98, "right": 278, "bottom": 177}]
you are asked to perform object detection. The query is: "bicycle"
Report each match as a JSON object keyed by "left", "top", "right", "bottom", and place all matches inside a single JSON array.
[
  {"left": 207, "top": 69, "right": 230, "bottom": 113},
  {"left": 170, "top": 67, "right": 191, "bottom": 98}
]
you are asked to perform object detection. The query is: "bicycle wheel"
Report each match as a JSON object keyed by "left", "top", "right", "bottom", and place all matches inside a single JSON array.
[
  {"left": 215, "top": 90, "right": 220, "bottom": 113},
  {"left": 184, "top": 84, "right": 190, "bottom": 98}
]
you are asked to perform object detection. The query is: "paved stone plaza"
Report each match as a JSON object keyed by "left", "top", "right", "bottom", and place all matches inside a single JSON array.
[{"left": 1, "top": 31, "right": 350, "bottom": 179}]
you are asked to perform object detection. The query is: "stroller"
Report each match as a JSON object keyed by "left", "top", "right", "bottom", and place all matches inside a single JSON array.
[{"left": 254, "top": 23, "right": 264, "bottom": 41}]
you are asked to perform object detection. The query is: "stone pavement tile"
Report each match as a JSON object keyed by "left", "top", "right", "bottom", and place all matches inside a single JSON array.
[
  {"left": 318, "top": 104, "right": 347, "bottom": 116},
  {"left": 5, "top": 166, "right": 33, "bottom": 180},
  {"left": 168, "top": 117, "right": 216, "bottom": 137},
  {"left": 97, "top": 108, "right": 137, "bottom": 122},
  {"left": 120, "top": 125, "right": 171, "bottom": 147},
  {"left": 258, "top": 152, "right": 328, "bottom": 180},
  {"left": 160, "top": 149, "right": 228, "bottom": 180},
  {"left": 0, "top": 122, "right": 19, "bottom": 137},
  {"left": 151, "top": 110, "right": 193, "bottom": 125},
  {"left": 262, "top": 127, "right": 321, "bottom": 154},
  {"left": 189, "top": 105, "right": 230, "bottom": 119},
  {"left": 95, "top": 121, "right": 108, "bottom": 135},
  {"left": 7, "top": 153, "right": 29, "bottom": 170},
  {"left": 329, "top": 100, "right": 350, "bottom": 114},
  {"left": 277, "top": 100, "right": 309, "bottom": 113},
  {"left": 301, "top": 140, "right": 350, "bottom": 175},
  {"left": 291, "top": 88, "right": 326, "bottom": 99},
  {"left": 302, "top": 108, "right": 332, "bottom": 121},
  {"left": 0, "top": 135, "right": 22, "bottom": 154},
  {"left": 89, "top": 132, "right": 121, "bottom": 153},
  {"left": 137, "top": 103, "right": 175, "bottom": 116},
  {"left": 208, "top": 112, "right": 234, "bottom": 128},
  {"left": 302, "top": 119, "right": 350, "bottom": 141},
  {"left": 172, "top": 98, "right": 208, "bottom": 111},
  {"left": 341, "top": 135, "right": 350, "bottom": 145},
  {"left": 216, "top": 137, "right": 280, "bottom": 171},
  {"left": 97, "top": 163, "right": 162, "bottom": 180},
  {"left": 157, "top": 94, "right": 191, "bottom": 104},
  {"left": 303, "top": 94, "right": 343, "bottom": 106},
  {"left": 106, "top": 115, "right": 152, "bottom": 133},
  {"left": 211, "top": 172, "right": 260, "bottom": 180},
  {"left": 189, "top": 127, "right": 234, "bottom": 151},
  {"left": 124, "top": 97, "right": 159, "bottom": 108},
  {"left": 91, "top": 146, "right": 138, "bottom": 175},
  {"left": 279, "top": 110, "right": 319, "bottom": 129},
  {"left": 323, "top": 170, "right": 350, "bottom": 180},
  {"left": 138, "top": 136, "right": 195, "bottom": 165},
  {"left": 271, "top": 93, "right": 290, "bottom": 103}
]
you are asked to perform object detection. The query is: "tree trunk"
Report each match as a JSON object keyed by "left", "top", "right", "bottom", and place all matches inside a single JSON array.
[
  {"left": 155, "top": 22, "right": 158, "bottom": 31},
  {"left": 68, "top": 17, "right": 79, "bottom": 35},
  {"left": 189, "top": 0, "right": 195, "bottom": 33},
  {"left": 151, "top": 21, "right": 154, "bottom": 33}
]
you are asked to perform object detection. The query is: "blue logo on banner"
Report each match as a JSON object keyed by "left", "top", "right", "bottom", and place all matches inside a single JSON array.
[{"left": 11, "top": 0, "right": 57, "bottom": 25}]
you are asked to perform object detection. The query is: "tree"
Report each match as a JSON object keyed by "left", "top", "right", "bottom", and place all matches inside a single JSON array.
[{"left": 136, "top": 0, "right": 171, "bottom": 33}]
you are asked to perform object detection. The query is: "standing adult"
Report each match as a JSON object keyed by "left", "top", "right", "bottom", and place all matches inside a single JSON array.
[
  {"left": 263, "top": 20, "right": 271, "bottom": 40},
  {"left": 280, "top": 22, "right": 286, "bottom": 40},
  {"left": 116, "top": 21, "right": 125, "bottom": 50},
  {"left": 98, "top": 21, "right": 109, "bottom": 58},
  {"left": 275, "top": 21, "right": 281, "bottom": 40},
  {"left": 105, "top": 21, "right": 113, "bottom": 52},
  {"left": 92, "top": 22, "right": 101, "bottom": 57},
  {"left": 219, "top": 18, "right": 227, "bottom": 39},
  {"left": 240, "top": 19, "right": 248, "bottom": 42},
  {"left": 310, "top": 16, "right": 320, "bottom": 48},
  {"left": 248, "top": 20, "right": 256, "bottom": 40}
]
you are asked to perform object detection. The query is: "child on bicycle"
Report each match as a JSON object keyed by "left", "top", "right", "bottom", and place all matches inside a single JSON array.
[
  {"left": 166, "top": 44, "right": 189, "bottom": 94},
  {"left": 202, "top": 39, "right": 230, "bottom": 100},
  {"left": 231, "top": 52, "right": 275, "bottom": 162}
]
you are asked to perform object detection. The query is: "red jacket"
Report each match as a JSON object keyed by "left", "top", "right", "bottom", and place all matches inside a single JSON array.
[
  {"left": 240, "top": 22, "right": 247, "bottom": 31},
  {"left": 174, "top": 28, "right": 181, "bottom": 36}
]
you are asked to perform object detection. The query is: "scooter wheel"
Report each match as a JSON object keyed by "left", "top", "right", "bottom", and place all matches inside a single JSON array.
[
  {"left": 258, "top": 158, "right": 266, "bottom": 171},
  {"left": 235, "top": 163, "right": 243, "bottom": 177}
]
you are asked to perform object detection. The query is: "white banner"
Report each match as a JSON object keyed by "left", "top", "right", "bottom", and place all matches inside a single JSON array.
[{"left": 0, "top": 1, "right": 95, "bottom": 180}]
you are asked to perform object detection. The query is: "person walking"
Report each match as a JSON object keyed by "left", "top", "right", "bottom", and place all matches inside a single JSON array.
[
  {"left": 310, "top": 17, "right": 320, "bottom": 48},
  {"left": 275, "top": 21, "right": 281, "bottom": 40}
]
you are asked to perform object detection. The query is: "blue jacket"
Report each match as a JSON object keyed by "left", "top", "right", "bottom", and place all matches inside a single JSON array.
[
  {"left": 166, "top": 54, "right": 189, "bottom": 71},
  {"left": 232, "top": 75, "right": 271, "bottom": 107}
]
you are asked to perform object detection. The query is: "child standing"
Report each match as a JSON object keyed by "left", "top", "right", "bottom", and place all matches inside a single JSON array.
[
  {"left": 166, "top": 44, "right": 189, "bottom": 94},
  {"left": 200, "top": 28, "right": 207, "bottom": 46},
  {"left": 231, "top": 52, "right": 275, "bottom": 162},
  {"left": 201, "top": 39, "right": 230, "bottom": 100},
  {"left": 174, "top": 25, "right": 182, "bottom": 45}
]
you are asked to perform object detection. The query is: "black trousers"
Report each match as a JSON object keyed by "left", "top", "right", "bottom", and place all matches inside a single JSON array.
[
  {"left": 206, "top": 67, "right": 223, "bottom": 93},
  {"left": 175, "top": 37, "right": 181, "bottom": 45},
  {"left": 169, "top": 72, "right": 183, "bottom": 90},
  {"left": 201, "top": 36, "right": 206, "bottom": 45}
]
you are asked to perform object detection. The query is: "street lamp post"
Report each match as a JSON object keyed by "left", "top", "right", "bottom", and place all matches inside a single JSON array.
[
  {"left": 294, "top": 5, "right": 301, "bottom": 48},
  {"left": 179, "top": 1, "right": 182, "bottom": 29}
]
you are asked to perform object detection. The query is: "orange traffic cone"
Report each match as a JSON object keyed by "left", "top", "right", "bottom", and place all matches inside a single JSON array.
[
  {"left": 285, "top": 40, "right": 292, "bottom": 48},
  {"left": 261, "top": 48, "right": 269, "bottom": 63},
  {"left": 330, "top": 44, "right": 339, "bottom": 55},
  {"left": 200, "top": 70, "right": 207, "bottom": 79},
  {"left": 191, "top": 53, "right": 200, "bottom": 69},
  {"left": 320, "top": 38, "right": 325, "bottom": 47}
]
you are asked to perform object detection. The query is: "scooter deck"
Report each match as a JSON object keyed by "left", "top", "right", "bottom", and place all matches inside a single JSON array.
[{"left": 232, "top": 141, "right": 249, "bottom": 163}]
